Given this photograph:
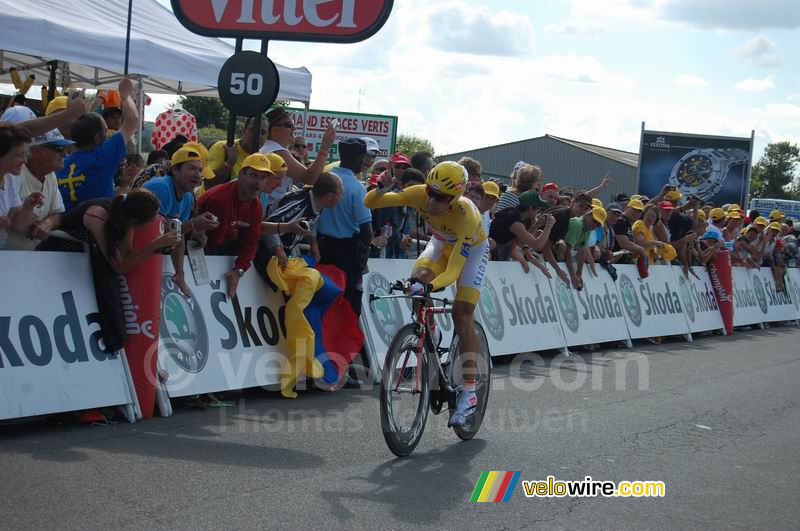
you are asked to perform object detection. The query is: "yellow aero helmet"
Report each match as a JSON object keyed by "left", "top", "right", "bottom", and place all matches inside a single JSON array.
[{"left": 426, "top": 161, "right": 468, "bottom": 198}]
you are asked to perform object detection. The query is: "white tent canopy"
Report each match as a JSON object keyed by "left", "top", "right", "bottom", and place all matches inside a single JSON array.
[{"left": 0, "top": 0, "right": 312, "bottom": 103}]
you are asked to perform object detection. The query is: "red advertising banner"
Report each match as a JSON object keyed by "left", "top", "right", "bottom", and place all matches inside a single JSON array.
[
  {"left": 171, "top": 0, "right": 394, "bottom": 42},
  {"left": 123, "top": 218, "right": 164, "bottom": 418},
  {"left": 707, "top": 250, "right": 734, "bottom": 336}
]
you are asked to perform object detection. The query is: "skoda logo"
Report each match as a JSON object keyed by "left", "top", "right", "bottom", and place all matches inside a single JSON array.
[
  {"left": 160, "top": 275, "right": 209, "bottom": 373},
  {"left": 619, "top": 274, "right": 642, "bottom": 327},
  {"left": 556, "top": 281, "right": 580, "bottom": 333},
  {"left": 478, "top": 277, "right": 504, "bottom": 341},
  {"left": 753, "top": 276, "right": 768, "bottom": 315},
  {"left": 366, "top": 273, "right": 405, "bottom": 347},
  {"left": 678, "top": 275, "right": 695, "bottom": 323}
]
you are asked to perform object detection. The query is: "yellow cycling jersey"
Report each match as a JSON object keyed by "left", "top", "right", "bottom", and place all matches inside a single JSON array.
[
  {"left": 364, "top": 185, "right": 487, "bottom": 246},
  {"left": 364, "top": 184, "right": 488, "bottom": 292}
]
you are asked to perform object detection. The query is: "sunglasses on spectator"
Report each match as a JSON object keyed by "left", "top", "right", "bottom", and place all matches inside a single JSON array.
[
  {"left": 43, "top": 145, "right": 66, "bottom": 153},
  {"left": 426, "top": 186, "right": 453, "bottom": 204}
]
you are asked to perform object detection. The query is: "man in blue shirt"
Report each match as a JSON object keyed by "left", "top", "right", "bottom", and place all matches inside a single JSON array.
[
  {"left": 144, "top": 146, "right": 219, "bottom": 296},
  {"left": 317, "top": 138, "right": 374, "bottom": 316},
  {"left": 57, "top": 77, "right": 139, "bottom": 211}
]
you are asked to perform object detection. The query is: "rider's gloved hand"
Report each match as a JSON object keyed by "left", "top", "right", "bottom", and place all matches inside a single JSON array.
[{"left": 406, "top": 278, "right": 433, "bottom": 296}]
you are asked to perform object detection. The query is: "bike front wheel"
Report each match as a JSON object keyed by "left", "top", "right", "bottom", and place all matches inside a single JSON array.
[
  {"left": 380, "top": 324, "right": 430, "bottom": 457},
  {"left": 447, "top": 321, "right": 491, "bottom": 441}
]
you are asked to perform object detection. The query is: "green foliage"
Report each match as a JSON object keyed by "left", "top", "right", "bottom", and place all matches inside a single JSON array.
[
  {"left": 396, "top": 133, "right": 435, "bottom": 157},
  {"left": 178, "top": 96, "right": 229, "bottom": 129},
  {"left": 196, "top": 126, "right": 227, "bottom": 148},
  {"left": 749, "top": 141, "right": 800, "bottom": 200}
]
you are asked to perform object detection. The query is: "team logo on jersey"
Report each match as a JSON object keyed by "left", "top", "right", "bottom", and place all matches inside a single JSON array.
[
  {"left": 619, "top": 274, "right": 642, "bottom": 328},
  {"left": 677, "top": 275, "right": 696, "bottom": 323},
  {"left": 160, "top": 275, "right": 209, "bottom": 373},
  {"left": 555, "top": 280, "right": 580, "bottom": 333},
  {"left": 478, "top": 277, "right": 504, "bottom": 341},
  {"left": 366, "top": 273, "right": 405, "bottom": 347},
  {"left": 752, "top": 276, "right": 768, "bottom": 315}
]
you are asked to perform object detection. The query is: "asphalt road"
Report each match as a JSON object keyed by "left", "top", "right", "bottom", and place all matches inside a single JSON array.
[{"left": 2, "top": 325, "right": 800, "bottom": 529}]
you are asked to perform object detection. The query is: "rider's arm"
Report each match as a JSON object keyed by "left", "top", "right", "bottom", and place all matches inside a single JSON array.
[
  {"left": 364, "top": 184, "right": 424, "bottom": 210},
  {"left": 430, "top": 236, "right": 470, "bottom": 291}
]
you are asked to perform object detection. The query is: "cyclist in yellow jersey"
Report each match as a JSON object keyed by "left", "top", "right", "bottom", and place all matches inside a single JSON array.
[{"left": 364, "top": 161, "right": 489, "bottom": 425}]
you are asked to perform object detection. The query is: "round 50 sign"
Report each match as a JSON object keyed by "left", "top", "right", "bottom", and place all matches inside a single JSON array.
[{"left": 218, "top": 51, "right": 280, "bottom": 116}]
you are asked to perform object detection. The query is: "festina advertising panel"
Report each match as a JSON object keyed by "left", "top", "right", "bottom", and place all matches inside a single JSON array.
[
  {"left": 674, "top": 267, "right": 726, "bottom": 334},
  {"left": 614, "top": 265, "right": 691, "bottom": 339},
  {"left": 731, "top": 266, "right": 766, "bottom": 326},
  {"left": 637, "top": 129, "right": 752, "bottom": 206},
  {"left": 171, "top": 0, "right": 394, "bottom": 42},
  {"left": 746, "top": 267, "right": 800, "bottom": 323},
  {"left": 550, "top": 267, "right": 630, "bottom": 347},
  {"left": 0, "top": 252, "right": 134, "bottom": 420},
  {"left": 289, "top": 109, "right": 398, "bottom": 162}
]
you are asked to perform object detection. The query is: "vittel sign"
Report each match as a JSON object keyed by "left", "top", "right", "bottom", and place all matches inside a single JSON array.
[{"left": 171, "top": 0, "right": 394, "bottom": 42}]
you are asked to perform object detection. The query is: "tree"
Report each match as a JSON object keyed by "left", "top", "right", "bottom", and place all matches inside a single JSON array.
[
  {"left": 178, "top": 96, "right": 229, "bottom": 129},
  {"left": 749, "top": 141, "right": 800, "bottom": 200},
  {"left": 396, "top": 133, "right": 435, "bottom": 157},
  {"left": 196, "top": 126, "right": 227, "bottom": 148}
]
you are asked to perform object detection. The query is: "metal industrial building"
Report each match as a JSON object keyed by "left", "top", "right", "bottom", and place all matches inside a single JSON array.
[{"left": 439, "top": 134, "right": 639, "bottom": 203}]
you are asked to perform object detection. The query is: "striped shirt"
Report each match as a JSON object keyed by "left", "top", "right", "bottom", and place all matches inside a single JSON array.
[
  {"left": 265, "top": 187, "right": 320, "bottom": 254},
  {"left": 495, "top": 191, "right": 519, "bottom": 212}
]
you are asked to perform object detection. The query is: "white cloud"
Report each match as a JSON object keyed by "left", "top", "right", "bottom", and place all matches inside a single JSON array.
[
  {"left": 735, "top": 75, "right": 776, "bottom": 92},
  {"left": 674, "top": 74, "right": 708, "bottom": 87},
  {"left": 731, "top": 36, "right": 782, "bottom": 68},
  {"left": 424, "top": 2, "right": 534, "bottom": 57},
  {"left": 545, "top": 19, "right": 607, "bottom": 36},
  {"left": 765, "top": 103, "right": 800, "bottom": 118},
  {"left": 529, "top": 55, "right": 638, "bottom": 89}
]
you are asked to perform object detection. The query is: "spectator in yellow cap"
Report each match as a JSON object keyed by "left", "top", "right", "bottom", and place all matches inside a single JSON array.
[
  {"left": 664, "top": 189, "right": 682, "bottom": 203},
  {"left": 769, "top": 209, "right": 785, "bottom": 223},
  {"left": 480, "top": 180, "right": 500, "bottom": 233},
  {"left": 45, "top": 96, "right": 68, "bottom": 116},
  {"left": 723, "top": 210, "right": 743, "bottom": 242},
  {"left": 260, "top": 152, "right": 290, "bottom": 216},
  {"left": 704, "top": 208, "right": 727, "bottom": 241}
]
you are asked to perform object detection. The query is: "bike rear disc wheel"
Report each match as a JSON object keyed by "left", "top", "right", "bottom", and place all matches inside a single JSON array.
[
  {"left": 380, "top": 324, "right": 430, "bottom": 457},
  {"left": 448, "top": 321, "right": 491, "bottom": 441}
]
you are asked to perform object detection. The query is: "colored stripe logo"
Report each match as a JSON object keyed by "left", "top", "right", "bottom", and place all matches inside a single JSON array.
[{"left": 470, "top": 471, "right": 522, "bottom": 502}]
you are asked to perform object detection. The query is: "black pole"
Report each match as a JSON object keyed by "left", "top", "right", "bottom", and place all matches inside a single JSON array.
[
  {"left": 251, "top": 39, "right": 270, "bottom": 152},
  {"left": 47, "top": 61, "right": 57, "bottom": 102},
  {"left": 123, "top": 0, "right": 133, "bottom": 75},
  {"left": 226, "top": 38, "right": 244, "bottom": 147}
]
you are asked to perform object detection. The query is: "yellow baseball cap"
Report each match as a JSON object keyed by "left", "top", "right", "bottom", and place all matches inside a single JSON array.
[
  {"left": 726, "top": 211, "right": 742, "bottom": 220},
  {"left": 181, "top": 142, "right": 215, "bottom": 180},
  {"left": 171, "top": 147, "right": 205, "bottom": 168},
  {"left": 45, "top": 96, "right": 69, "bottom": 116},
  {"left": 240, "top": 153, "right": 274, "bottom": 173},
  {"left": 265, "top": 152, "right": 288, "bottom": 174},
  {"left": 729, "top": 203, "right": 741, "bottom": 212},
  {"left": 710, "top": 208, "right": 726, "bottom": 221},
  {"left": 665, "top": 190, "right": 682, "bottom": 202},
  {"left": 698, "top": 210, "right": 707, "bottom": 221},
  {"left": 769, "top": 209, "right": 784, "bottom": 221},
  {"left": 591, "top": 206, "right": 607, "bottom": 225},
  {"left": 629, "top": 199, "right": 645, "bottom": 211},
  {"left": 482, "top": 181, "right": 500, "bottom": 199},
  {"left": 754, "top": 216, "right": 769, "bottom": 226},
  {"left": 767, "top": 221, "right": 781, "bottom": 231}
]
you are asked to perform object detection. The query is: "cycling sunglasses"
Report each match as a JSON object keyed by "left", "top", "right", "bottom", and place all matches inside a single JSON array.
[{"left": 426, "top": 186, "right": 453, "bottom": 204}]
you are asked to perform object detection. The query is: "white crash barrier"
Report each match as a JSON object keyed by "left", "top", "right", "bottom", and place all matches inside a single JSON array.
[
  {"left": 746, "top": 267, "right": 800, "bottom": 324},
  {"left": 0, "top": 251, "right": 137, "bottom": 421},
  {"left": 674, "top": 267, "right": 726, "bottom": 335}
]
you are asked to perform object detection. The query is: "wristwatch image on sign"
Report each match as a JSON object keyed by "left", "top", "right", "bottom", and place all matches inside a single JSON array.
[{"left": 668, "top": 148, "right": 749, "bottom": 201}]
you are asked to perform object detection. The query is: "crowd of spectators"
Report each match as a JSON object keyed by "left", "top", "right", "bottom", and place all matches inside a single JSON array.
[{"left": 2, "top": 78, "right": 799, "bottom": 345}]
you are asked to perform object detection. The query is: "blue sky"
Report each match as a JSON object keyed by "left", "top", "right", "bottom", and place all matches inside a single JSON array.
[{"left": 154, "top": 1, "right": 800, "bottom": 162}]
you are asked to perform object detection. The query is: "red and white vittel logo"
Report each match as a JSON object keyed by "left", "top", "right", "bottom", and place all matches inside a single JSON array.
[{"left": 171, "top": 0, "right": 394, "bottom": 42}]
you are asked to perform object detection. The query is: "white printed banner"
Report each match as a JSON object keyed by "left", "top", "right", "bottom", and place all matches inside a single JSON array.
[
  {"left": 674, "top": 267, "right": 726, "bottom": 334},
  {"left": 784, "top": 268, "right": 800, "bottom": 322},
  {"left": 549, "top": 267, "right": 630, "bottom": 347},
  {"left": 289, "top": 108, "right": 398, "bottom": 160},
  {"left": 0, "top": 251, "right": 134, "bottom": 420},
  {"left": 747, "top": 267, "right": 800, "bottom": 323},
  {"left": 614, "top": 264, "right": 691, "bottom": 340},
  {"left": 732, "top": 266, "right": 766, "bottom": 327}
]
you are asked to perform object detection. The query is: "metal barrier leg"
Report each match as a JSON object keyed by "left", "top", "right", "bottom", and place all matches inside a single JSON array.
[{"left": 118, "top": 348, "right": 143, "bottom": 421}]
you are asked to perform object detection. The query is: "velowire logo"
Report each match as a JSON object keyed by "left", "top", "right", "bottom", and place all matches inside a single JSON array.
[
  {"left": 470, "top": 471, "right": 521, "bottom": 503},
  {"left": 160, "top": 274, "right": 209, "bottom": 373}
]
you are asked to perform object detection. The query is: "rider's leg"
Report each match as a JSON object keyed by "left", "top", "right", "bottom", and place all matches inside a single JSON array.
[{"left": 452, "top": 300, "right": 478, "bottom": 378}]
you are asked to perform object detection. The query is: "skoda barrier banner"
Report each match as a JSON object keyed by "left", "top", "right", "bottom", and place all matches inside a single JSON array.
[
  {"left": 637, "top": 129, "right": 752, "bottom": 207},
  {"left": 747, "top": 268, "right": 800, "bottom": 323},
  {"left": 675, "top": 267, "right": 726, "bottom": 334},
  {"left": 0, "top": 251, "right": 134, "bottom": 420},
  {"left": 614, "top": 265, "right": 691, "bottom": 340},
  {"left": 550, "top": 267, "right": 630, "bottom": 347},
  {"left": 361, "top": 260, "right": 568, "bottom": 369},
  {"left": 732, "top": 266, "right": 767, "bottom": 327},
  {"left": 784, "top": 269, "right": 800, "bottom": 321},
  {"left": 159, "top": 256, "right": 295, "bottom": 398},
  {"left": 290, "top": 109, "right": 398, "bottom": 162}
]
